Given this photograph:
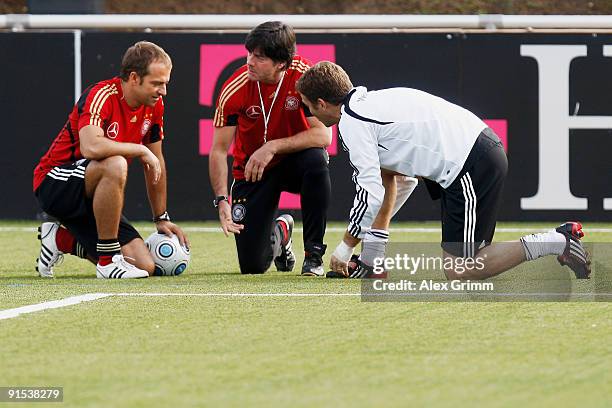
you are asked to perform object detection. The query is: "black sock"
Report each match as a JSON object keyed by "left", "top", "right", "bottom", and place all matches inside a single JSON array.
[{"left": 97, "top": 239, "right": 121, "bottom": 266}]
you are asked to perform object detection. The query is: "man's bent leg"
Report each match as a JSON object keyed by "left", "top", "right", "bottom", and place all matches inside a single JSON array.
[
  {"left": 443, "top": 222, "right": 590, "bottom": 280},
  {"left": 35, "top": 160, "right": 96, "bottom": 276},
  {"left": 63, "top": 213, "right": 153, "bottom": 275},
  {"left": 282, "top": 148, "right": 330, "bottom": 275},
  {"left": 84, "top": 156, "right": 128, "bottom": 240},
  {"left": 122, "top": 239, "right": 155, "bottom": 275},
  {"left": 83, "top": 156, "right": 148, "bottom": 278},
  {"left": 443, "top": 244, "right": 526, "bottom": 280},
  {"left": 232, "top": 178, "right": 282, "bottom": 274},
  {"left": 285, "top": 148, "right": 330, "bottom": 251},
  {"left": 440, "top": 133, "right": 588, "bottom": 279},
  {"left": 441, "top": 131, "right": 510, "bottom": 280},
  {"left": 119, "top": 216, "right": 155, "bottom": 275}
]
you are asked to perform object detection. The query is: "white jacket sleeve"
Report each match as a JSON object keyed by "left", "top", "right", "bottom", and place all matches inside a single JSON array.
[{"left": 338, "top": 117, "right": 385, "bottom": 239}]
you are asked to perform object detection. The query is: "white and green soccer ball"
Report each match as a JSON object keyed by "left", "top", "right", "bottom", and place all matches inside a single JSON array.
[{"left": 145, "top": 232, "right": 190, "bottom": 276}]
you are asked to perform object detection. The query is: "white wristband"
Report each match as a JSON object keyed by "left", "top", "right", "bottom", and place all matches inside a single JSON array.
[{"left": 332, "top": 240, "right": 354, "bottom": 263}]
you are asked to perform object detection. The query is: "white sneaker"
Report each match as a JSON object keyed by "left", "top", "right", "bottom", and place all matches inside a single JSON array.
[
  {"left": 36, "top": 222, "right": 63, "bottom": 278},
  {"left": 96, "top": 254, "right": 149, "bottom": 279}
]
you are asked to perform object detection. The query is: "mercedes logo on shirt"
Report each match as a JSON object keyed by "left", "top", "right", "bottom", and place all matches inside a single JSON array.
[
  {"left": 246, "top": 105, "right": 262, "bottom": 119},
  {"left": 107, "top": 122, "right": 119, "bottom": 139}
]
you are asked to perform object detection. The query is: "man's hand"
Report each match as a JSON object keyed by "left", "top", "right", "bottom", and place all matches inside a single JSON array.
[
  {"left": 217, "top": 200, "right": 244, "bottom": 237},
  {"left": 244, "top": 142, "right": 277, "bottom": 182},
  {"left": 329, "top": 238, "right": 357, "bottom": 277},
  {"left": 329, "top": 254, "right": 349, "bottom": 277},
  {"left": 156, "top": 220, "right": 190, "bottom": 248},
  {"left": 141, "top": 147, "right": 161, "bottom": 184}
]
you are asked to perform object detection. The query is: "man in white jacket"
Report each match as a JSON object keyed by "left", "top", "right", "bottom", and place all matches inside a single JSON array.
[{"left": 296, "top": 61, "right": 590, "bottom": 280}]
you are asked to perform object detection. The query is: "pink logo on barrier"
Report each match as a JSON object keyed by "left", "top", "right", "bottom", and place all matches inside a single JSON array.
[
  {"left": 483, "top": 119, "right": 508, "bottom": 151},
  {"left": 199, "top": 44, "right": 337, "bottom": 209}
]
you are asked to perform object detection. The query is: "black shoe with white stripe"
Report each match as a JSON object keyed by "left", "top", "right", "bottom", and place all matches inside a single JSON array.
[
  {"left": 301, "top": 243, "right": 327, "bottom": 276},
  {"left": 348, "top": 257, "right": 373, "bottom": 279},
  {"left": 36, "top": 222, "right": 63, "bottom": 278},
  {"left": 96, "top": 254, "right": 149, "bottom": 279},
  {"left": 556, "top": 222, "right": 591, "bottom": 279},
  {"left": 301, "top": 251, "right": 324, "bottom": 276}
]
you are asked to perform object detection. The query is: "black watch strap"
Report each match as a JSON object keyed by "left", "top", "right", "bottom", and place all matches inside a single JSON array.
[
  {"left": 153, "top": 211, "right": 171, "bottom": 223},
  {"left": 213, "top": 195, "right": 228, "bottom": 208}
]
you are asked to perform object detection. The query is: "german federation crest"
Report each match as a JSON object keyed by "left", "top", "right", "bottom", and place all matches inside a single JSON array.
[
  {"left": 232, "top": 204, "right": 246, "bottom": 222},
  {"left": 285, "top": 96, "right": 300, "bottom": 110}
]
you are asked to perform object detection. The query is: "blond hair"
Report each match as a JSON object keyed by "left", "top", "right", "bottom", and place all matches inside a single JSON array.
[
  {"left": 296, "top": 61, "right": 353, "bottom": 105},
  {"left": 120, "top": 41, "right": 172, "bottom": 81}
]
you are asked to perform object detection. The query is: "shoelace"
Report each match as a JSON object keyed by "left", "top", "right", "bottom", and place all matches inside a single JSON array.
[{"left": 51, "top": 254, "right": 64, "bottom": 267}]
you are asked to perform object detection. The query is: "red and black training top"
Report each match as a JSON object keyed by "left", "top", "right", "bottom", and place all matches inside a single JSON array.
[
  {"left": 33, "top": 77, "right": 164, "bottom": 191},
  {"left": 213, "top": 56, "right": 313, "bottom": 180}
]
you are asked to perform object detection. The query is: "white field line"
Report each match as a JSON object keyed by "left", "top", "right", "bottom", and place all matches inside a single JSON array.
[
  {"left": 3, "top": 227, "right": 612, "bottom": 233},
  {"left": 0, "top": 293, "right": 112, "bottom": 321},
  {"left": 2, "top": 291, "right": 610, "bottom": 322},
  {"left": 0, "top": 292, "right": 360, "bottom": 321}
]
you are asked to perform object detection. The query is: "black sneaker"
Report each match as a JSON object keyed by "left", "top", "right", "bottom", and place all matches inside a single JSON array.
[
  {"left": 273, "top": 214, "right": 295, "bottom": 272},
  {"left": 556, "top": 222, "right": 591, "bottom": 279},
  {"left": 301, "top": 251, "right": 324, "bottom": 276},
  {"left": 302, "top": 244, "right": 327, "bottom": 276}
]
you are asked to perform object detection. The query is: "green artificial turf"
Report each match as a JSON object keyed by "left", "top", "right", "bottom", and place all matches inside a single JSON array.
[{"left": 0, "top": 221, "right": 610, "bottom": 407}]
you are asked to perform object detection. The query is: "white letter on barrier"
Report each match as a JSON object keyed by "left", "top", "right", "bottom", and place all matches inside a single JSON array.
[{"left": 520, "top": 45, "right": 612, "bottom": 210}]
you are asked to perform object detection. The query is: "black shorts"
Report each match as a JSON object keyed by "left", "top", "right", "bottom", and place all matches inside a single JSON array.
[
  {"left": 441, "top": 128, "right": 508, "bottom": 258},
  {"left": 35, "top": 159, "right": 141, "bottom": 257}
]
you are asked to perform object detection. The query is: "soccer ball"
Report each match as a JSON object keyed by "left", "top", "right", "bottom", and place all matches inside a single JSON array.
[{"left": 145, "top": 232, "right": 190, "bottom": 276}]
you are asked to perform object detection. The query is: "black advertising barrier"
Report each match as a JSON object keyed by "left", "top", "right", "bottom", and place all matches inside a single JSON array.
[
  {"left": 2, "top": 31, "right": 611, "bottom": 222},
  {"left": 1, "top": 32, "right": 75, "bottom": 220}
]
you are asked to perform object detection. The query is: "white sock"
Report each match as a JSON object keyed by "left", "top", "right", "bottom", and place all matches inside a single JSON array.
[{"left": 520, "top": 230, "right": 566, "bottom": 261}]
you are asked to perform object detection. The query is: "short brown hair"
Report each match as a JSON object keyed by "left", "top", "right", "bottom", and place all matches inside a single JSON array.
[
  {"left": 296, "top": 61, "right": 353, "bottom": 105},
  {"left": 119, "top": 41, "right": 172, "bottom": 81},
  {"left": 245, "top": 21, "right": 296, "bottom": 70}
]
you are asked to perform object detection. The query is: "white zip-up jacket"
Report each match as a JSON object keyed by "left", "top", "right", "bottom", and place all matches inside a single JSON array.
[{"left": 340, "top": 86, "right": 486, "bottom": 238}]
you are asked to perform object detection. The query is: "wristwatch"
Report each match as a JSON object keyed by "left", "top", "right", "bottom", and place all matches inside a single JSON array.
[
  {"left": 153, "top": 211, "right": 171, "bottom": 223},
  {"left": 213, "top": 195, "right": 228, "bottom": 208}
]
